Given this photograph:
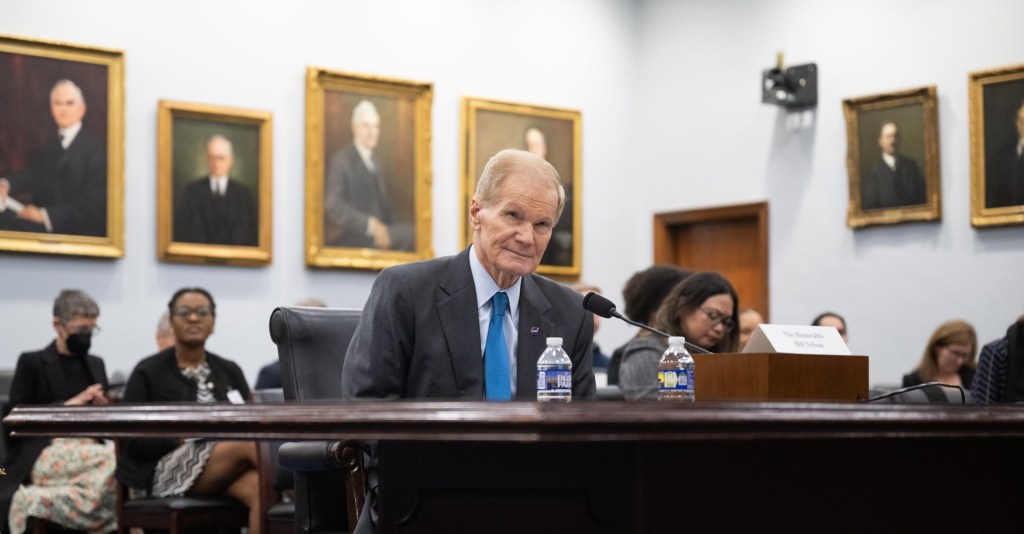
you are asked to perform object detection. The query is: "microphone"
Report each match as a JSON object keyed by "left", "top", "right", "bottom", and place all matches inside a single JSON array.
[{"left": 582, "top": 292, "right": 712, "bottom": 354}]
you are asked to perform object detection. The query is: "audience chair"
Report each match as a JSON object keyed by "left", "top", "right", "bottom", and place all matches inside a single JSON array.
[
  {"left": 115, "top": 478, "right": 247, "bottom": 534},
  {"left": 269, "top": 306, "right": 366, "bottom": 534}
]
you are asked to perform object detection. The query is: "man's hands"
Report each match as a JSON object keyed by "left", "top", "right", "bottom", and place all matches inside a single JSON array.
[{"left": 367, "top": 216, "right": 392, "bottom": 249}]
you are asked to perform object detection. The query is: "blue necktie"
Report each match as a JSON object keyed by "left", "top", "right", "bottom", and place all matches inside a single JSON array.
[{"left": 485, "top": 292, "right": 511, "bottom": 401}]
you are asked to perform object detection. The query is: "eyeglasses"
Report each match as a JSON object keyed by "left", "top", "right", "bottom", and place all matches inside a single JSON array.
[
  {"left": 701, "top": 307, "right": 735, "bottom": 332},
  {"left": 944, "top": 347, "right": 971, "bottom": 360},
  {"left": 172, "top": 306, "right": 213, "bottom": 319},
  {"left": 62, "top": 323, "right": 101, "bottom": 336}
]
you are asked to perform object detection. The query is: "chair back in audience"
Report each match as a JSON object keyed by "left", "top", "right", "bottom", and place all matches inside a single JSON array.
[
  {"left": 269, "top": 306, "right": 361, "bottom": 401},
  {"left": 268, "top": 306, "right": 364, "bottom": 533},
  {"left": 869, "top": 384, "right": 971, "bottom": 404}
]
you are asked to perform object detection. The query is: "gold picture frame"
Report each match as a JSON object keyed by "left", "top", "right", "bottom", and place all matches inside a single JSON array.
[
  {"left": 969, "top": 63, "right": 1024, "bottom": 227},
  {"left": 0, "top": 34, "right": 124, "bottom": 258},
  {"left": 304, "top": 67, "right": 433, "bottom": 270},
  {"left": 460, "top": 97, "right": 582, "bottom": 277},
  {"left": 842, "top": 86, "right": 941, "bottom": 228},
  {"left": 157, "top": 100, "right": 273, "bottom": 266}
]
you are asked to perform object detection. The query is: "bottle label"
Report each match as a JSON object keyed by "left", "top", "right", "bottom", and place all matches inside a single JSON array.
[
  {"left": 659, "top": 370, "right": 693, "bottom": 391},
  {"left": 537, "top": 369, "right": 573, "bottom": 392}
]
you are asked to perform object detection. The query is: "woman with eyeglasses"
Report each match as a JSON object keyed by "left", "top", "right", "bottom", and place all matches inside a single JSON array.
[
  {"left": 619, "top": 272, "right": 740, "bottom": 400},
  {"left": 115, "top": 287, "right": 262, "bottom": 534},
  {"left": 902, "top": 320, "right": 978, "bottom": 390},
  {"left": 1, "top": 289, "right": 117, "bottom": 534}
]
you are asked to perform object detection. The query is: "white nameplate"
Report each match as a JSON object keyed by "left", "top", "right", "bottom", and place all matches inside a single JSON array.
[{"left": 742, "top": 324, "right": 851, "bottom": 355}]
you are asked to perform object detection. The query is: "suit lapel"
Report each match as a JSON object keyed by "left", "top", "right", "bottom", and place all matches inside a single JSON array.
[
  {"left": 516, "top": 275, "right": 555, "bottom": 399},
  {"left": 85, "top": 355, "right": 106, "bottom": 387},
  {"left": 436, "top": 248, "right": 485, "bottom": 397},
  {"left": 41, "top": 343, "right": 70, "bottom": 401}
]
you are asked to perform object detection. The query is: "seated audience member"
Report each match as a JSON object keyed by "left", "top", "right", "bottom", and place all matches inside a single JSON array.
[
  {"left": 971, "top": 316, "right": 1024, "bottom": 404},
  {"left": 619, "top": 272, "right": 739, "bottom": 400},
  {"left": 255, "top": 297, "right": 327, "bottom": 389},
  {"left": 738, "top": 307, "right": 765, "bottom": 350},
  {"left": 1, "top": 290, "right": 116, "bottom": 534},
  {"left": 116, "top": 287, "right": 262, "bottom": 534},
  {"left": 902, "top": 320, "right": 978, "bottom": 390},
  {"left": 812, "top": 311, "right": 849, "bottom": 344},
  {"left": 155, "top": 310, "right": 176, "bottom": 351},
  {"left": 608, "top": 265, "right": 692, "bottom": 385},
  {"left": 570, "top": 282, "right": 611, "bottom": 371}
]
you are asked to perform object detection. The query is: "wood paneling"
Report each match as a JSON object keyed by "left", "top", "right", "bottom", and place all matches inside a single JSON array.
[{"left": 654, "top": 202, "right": 769, "bottom": 319}]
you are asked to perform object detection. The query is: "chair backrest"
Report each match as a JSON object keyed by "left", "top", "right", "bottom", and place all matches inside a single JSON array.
[
  {"left": 268, "top": 306, "right": 361, "bottom": 401},
  {"left": 869, "top": 384, "right": 971, "bottom": 404}
]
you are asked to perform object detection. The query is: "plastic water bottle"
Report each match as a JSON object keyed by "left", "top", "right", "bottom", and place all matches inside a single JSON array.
[
  {"left": 537, "top": 337, "right": 572, "bottom": 402},
  {"left": 658, "top": 336, "right": 694, "bottom": 402}
]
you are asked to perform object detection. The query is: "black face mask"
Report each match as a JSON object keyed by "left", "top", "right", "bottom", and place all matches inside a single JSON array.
[{"left": 66, "top": 332, "right": 92, "bottom": 356}]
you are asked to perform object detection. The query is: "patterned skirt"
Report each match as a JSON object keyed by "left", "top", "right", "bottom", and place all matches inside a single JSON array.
[
  {"left": 150, "top": 439, "right": 216, "bottom": 497},
  {"left": 8, "top": 438, "right": 117, "bottom": 534}
]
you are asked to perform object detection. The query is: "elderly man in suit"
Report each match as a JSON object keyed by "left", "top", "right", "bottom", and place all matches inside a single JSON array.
[
  {"left": 861, "top": 121, "right": 927, "bottom": 210},
  {"left": 987, "top": 99, "right": 1024, "bottom": 209},
  {"left": 324, "top": 100, "right": 412, "bottom": 251},
  {"left": 173, "top": 134, "right": 258, "bottom": 246},
  {"left": 342, "top": 148, "right": 596, "bottom": 401},
  {"left": 0, "top": 79, "right": 107, "bottom": 236}
]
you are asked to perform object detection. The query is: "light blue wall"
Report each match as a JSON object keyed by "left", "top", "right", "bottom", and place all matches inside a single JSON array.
[
  {"left": 2, "top": 0, "right": 1022, "bottom": 387},
  {"left": 0, "top": 0, "right": 640, "bottom": 383},
  {"left": 636, "top": 0, "right": 1024, "bottom": 384}
]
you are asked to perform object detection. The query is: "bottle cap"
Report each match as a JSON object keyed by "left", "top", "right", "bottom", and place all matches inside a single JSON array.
[
  {"left": 668, "top": 336, "right": 686, "bottom": 346},
  {"left": 546, "top": 337, "right": 563, "bottom": 346}
]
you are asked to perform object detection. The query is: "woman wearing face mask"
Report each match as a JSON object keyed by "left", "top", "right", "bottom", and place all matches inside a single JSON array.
[
  {"left": 1, "top": 289, "right": 117, "bottom": 534},
  {"left": 619, "top": 272, "right": 740, "bottom": 401},
  {"left": 116, "top": 287, "right": 261, "bottom": 534}
]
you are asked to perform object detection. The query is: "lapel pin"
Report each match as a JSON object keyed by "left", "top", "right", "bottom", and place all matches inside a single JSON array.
[{"left": 530, "top": 326, "right": 540, "bottom": 336}]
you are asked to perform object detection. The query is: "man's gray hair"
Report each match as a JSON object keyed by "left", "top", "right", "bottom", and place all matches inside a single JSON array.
[
  {"left": 474, "top": 149, "right": 565, "bottom": 219},
  {"left": 351, "top": 100, "right": 379, "bottom": 126},
  {"left": 51, "top": 79, "right": 85, "bottom": 106},
  {"left": 53, "top": 289, "right": 99, "bottom": 322},
  {"left": 208, "top": 134, "right": 234, "bottom": 155}
]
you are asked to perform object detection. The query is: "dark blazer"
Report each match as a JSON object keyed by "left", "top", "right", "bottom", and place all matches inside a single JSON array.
[
  {"left": 324, "top": 143, "right": 397, "bottom": 249},
  {"left": 255, "top": 360, "right": 282, "bottom": 390},
  {"left": 341, "top": 246, "right": 596, "bottom": 401},
  {"left": 173, "top": 177, "right": 258, "bottom": 246},
  {"left": 986, "top": 142, "right": 1024, "bottom": 209},
  {"left": 861, "top": 154, "right": 926, "bottom": 210},
  {"left": 114, "top": 348, "right": 251, "bottom": 490},
  {"left": 4, "top": 129, "right": 107, "bottom": 236},
  {"left": 0, "top": 342, "right": 107, "bottom": 525}
]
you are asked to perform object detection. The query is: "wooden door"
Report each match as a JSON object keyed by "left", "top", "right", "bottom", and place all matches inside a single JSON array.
[{"left": 653, "top": 202, "right": 769, "bottom": 319}]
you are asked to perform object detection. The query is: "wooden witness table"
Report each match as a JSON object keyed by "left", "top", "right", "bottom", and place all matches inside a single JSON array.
[{"left": 8, "top": 401, "right": 1024, "bottom": 532}]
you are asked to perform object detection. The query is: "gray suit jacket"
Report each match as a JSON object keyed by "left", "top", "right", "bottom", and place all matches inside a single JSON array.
[{"left": 341, "top": 246, "right": 596, "bottom": 400}]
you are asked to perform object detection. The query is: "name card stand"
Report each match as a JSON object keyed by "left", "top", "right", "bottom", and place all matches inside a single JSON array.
[{"left": 694, "top": 352, "right": 869, "bottom": 402}]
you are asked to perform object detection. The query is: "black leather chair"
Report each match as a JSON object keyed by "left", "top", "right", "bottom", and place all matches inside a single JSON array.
[
  {"left": 115, "top": 442, "right": 248, "bottom": 534},
  {"left": 269, "top": 306, "right": 366, "bottom": 534}
]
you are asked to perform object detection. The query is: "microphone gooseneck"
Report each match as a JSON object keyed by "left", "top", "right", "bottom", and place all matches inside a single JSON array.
[{"left": 581, "top": 292, "right": 712, "bottom": 355}]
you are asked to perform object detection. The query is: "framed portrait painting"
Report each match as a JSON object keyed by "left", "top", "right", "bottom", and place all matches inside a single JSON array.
[
  {"left": 305, "top": 67, "right": 433, "bottom": 270},
  {"left": 842, "top": 86, "right": 941, "bottom": 228},
  {"left": 157, "top": 100, "right": 272, "bottom": 266},
  {"left": 0, "top": 34, "right": 124, "bottom": 258},
  {"left": 460, "top": 97, "right": 582, "bottom": 277},
  {"left": 969, "top": 63, "right": 1024, "bottom": 227}
]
